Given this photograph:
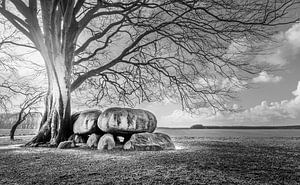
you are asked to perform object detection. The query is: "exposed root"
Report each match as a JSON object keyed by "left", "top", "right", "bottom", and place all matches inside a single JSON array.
[
  {"left": 25, "top": 128, "right": 51, "bottom": 147},
  {"left": 25, "top": 136, "right": 47, "bottom": 147}
]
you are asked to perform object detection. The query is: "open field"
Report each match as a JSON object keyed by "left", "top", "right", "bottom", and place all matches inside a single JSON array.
[{"left": 0, "top": 129, "right": 300, "bottom": 185}]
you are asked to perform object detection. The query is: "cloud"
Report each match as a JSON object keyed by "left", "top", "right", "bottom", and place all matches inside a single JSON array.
[
  {"left": 159, "top": 24, "right": 300, "bottom": 127},
  {"left": 292, "top": 82, "right": 300, "bottom": 96},
  {"left": 285, "top": 23, "right": 300, "bottom": 48},
  {"left": 160, "top": 108, "right": 216, "bottom": 127},
  {"left": 252, "top": 71, "right": 282, "bottom": 83},
  {"left": 256, "top": 23, "right": 300, "bottom": 66},
  {"left": 161, "top": 81, "right": 300, "bottom": 127}
]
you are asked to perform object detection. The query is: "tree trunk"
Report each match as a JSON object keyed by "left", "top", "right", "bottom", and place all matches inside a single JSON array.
[
  {"left": 26, "top": 87, "right": 72, "bottom": 147},
  {"left": 10, "top": 121, "right": 23, "bottom": 140},
  {"left": 10, "top": 109, "right": 25, "bottom": 140},
  {"left": 26, "top": 56, "right": 73, "bottom": 147}
]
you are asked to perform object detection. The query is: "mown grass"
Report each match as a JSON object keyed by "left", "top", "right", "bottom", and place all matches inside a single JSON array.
[{"left": 0, "top": 135, "right": 299, "bottom": 185}]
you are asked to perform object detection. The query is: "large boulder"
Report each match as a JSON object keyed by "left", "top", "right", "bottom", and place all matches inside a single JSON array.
[
  {"left": 68, "top": 134, "right": 87, "bottom": 143},
  {"left": 97, "top": 107, "right": 157, "bottom": 134},
  {"left": 87, "top": 133, "right": 101, "bottom": 148},
  {"left": 74, "top": 134, "right": 87, "bottom": 143},
  {"left": 123, "top": 132, "right": 175, "bottom": 151},
  {"left": 97, "top": 133, "right": 115, "bottom": 151},
  {"left": 57, "top": 141, "right": 76, "bottom": 149},
  {"left": 73, "top": 110, "right": 102, "bottom": 135}
]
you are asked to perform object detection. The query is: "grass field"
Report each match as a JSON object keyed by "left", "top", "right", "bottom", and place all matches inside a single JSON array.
[{"left": 0, "top": 130, "right": 299, "bottom": 185}]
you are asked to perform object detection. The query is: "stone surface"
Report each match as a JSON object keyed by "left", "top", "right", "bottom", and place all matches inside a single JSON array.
[
  {"left": 70, "top": 111, "right": 81, "bottom": 125},
  {"left": 57, "top": 141, "right": 75, "bottom": 149},
  {"left": 87, "top": 133, "right": 101, "bottom": 148},
  {"left": 97, "top": 107, "right": 157, "bottom": 134},
  {"left": 123, "top": 132, "right": 175, "bottom": 151},
  {"left": 73, "top": 109, "right": 102, "bottom": 134},
  {"left": 74, "top": 134, "right": 87, "bottom": 143},
  {"left": 97, "top": 134, "right": 115, "bottom": 151},
  {"left": 68, "top": 134, "right": 87, "bottom": 143}
]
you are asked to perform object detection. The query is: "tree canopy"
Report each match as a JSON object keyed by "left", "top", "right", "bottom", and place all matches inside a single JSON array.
[{"left": 1, "top": 0, "right": 298, "bottom": 109}]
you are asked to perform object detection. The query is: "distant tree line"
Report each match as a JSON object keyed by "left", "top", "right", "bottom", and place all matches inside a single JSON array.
[
  {"left": 0, "top": 112, "right": 42, "bottom": 129},
  {"left": 190, "top": 124, "right": 205, "bottom": 129},
  {"left": 190, "top": 124, "right": 300, "bottom": 129}
]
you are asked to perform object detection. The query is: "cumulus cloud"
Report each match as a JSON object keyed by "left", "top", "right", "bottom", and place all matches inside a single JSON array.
[
  {"left": 252, "top": 71, "right": 282, "bottom": 83},
  {"left": 222, "top": 22, "right": 300, "bottom": 68},
  {"left": 292, "top": 82, "right": 300, "bottom": 96},
  {"left": 161, "top": 81, "right": 300, "bottom": 127},
  {"left": 256, "top": 23, "right": 300, "bottom": 66},
  {"left": 161, "top": 110, "right": 198, "bottom": 127},
  {"left": 285, "top": 23, "right": 300, "bottom": 48}
]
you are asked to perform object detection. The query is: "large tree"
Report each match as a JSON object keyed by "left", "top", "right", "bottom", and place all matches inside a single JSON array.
[{"left": 0, "top": 0, "right": 298, "bottom": 146}]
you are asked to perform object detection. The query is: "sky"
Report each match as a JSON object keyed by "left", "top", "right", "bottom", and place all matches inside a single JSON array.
[
  {"left": 3, "top": 22, "right": 300, "bottom": 127},
  {"left": 138, "top": 22, "right": 300, "bottom": 127},
  {"left": 1, "top": 8, "right": 299, "bottom": 128}
]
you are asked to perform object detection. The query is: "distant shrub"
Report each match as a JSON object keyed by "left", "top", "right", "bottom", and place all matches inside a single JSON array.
[{"left": 190, "top": 124, "right": 204, "bottom": 129}]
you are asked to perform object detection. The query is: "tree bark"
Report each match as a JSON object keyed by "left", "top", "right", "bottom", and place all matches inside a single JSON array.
[{"left": 26, "top": 56, "right": 73, "bottom": 147}]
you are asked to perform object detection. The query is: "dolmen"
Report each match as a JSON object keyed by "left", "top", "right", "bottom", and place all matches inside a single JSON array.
[{"left": 66, "top": 107, "right": 175, "bottom": 151}]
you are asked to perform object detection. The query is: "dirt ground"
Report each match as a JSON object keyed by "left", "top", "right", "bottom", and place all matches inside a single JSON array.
[{"left": 0, "top": 135, "right": 299, "bottom": 185}]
